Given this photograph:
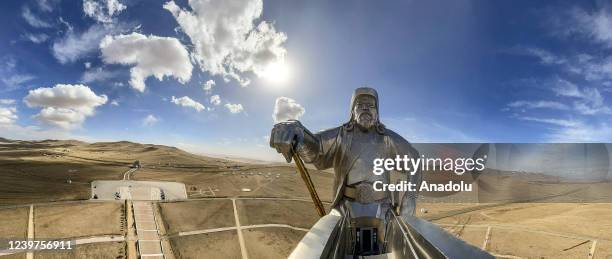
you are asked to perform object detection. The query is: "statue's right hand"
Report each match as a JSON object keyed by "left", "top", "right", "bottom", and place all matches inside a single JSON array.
[{"left": 270, "top": 120, "right": 305, "bottom": 162}]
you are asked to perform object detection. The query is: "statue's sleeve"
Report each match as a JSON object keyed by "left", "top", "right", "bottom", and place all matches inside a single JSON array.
[
  {"left": 388, "top": 130, "right": 422, "bottom": 217},
  {"left": 297, "top": 127, "right": 341, "bottom": 170}
]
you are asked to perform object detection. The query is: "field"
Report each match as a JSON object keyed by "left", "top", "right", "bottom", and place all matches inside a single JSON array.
[
  {"left": 34, "top": 202, "right": 125, "bottom": 239},
  {"left": 0, "top": 207, "right": 28, "bottom": 239},
  {"left": 416, "top": 202, "right": 612, "bottom": 258}
]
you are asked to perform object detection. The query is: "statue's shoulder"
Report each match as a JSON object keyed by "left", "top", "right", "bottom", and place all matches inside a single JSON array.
[
  {"left": 383, "top": 128, "right": 408, "bottom": 142},
  {"left": 314, "top": 125, "right": 343, "bottom": 138},
  {"left": 383, "top": 128, "right": 419, "bottom": 155}
]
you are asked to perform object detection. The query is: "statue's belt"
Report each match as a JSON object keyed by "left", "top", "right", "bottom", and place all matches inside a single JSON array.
[{"left": 344, "top": 183, "right": 389, "bottom": 202}]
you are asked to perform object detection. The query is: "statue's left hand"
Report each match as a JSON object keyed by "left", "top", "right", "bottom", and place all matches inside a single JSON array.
[{"left": 269, "top": 120, "right": 305, "bottom": 162}]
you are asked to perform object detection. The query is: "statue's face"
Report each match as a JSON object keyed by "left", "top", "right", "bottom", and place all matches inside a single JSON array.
[{"left": 353, "top": 95, "right": 378, "bottom": 130}]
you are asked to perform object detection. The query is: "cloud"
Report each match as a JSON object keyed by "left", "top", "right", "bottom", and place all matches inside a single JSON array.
[
  {"left": 142, "top": 114, "right": 159, "bottom": 127},
  {"left": 517, "top": 116, "right": 580, "bottom": 127},
  {"left": 202, "top": 79, "right": 215, "bottom": 93},
  {"left": 224, "top": 103, "right": 244, "bottom": 114},
  {"left": 518, "top": 115, "right": 612, "bottom": 142},
  {"left": 83, "top": 0, "right": 126, "bottom": 23},
  {"left": 0, "top": 106, "right": 18, "bottom": 125},
  {"left": 273, "top": 97, "right": 304, "bottom": 122},
  {"left": 506, "top": 77, "right": 612, "bottom": 116},
  {"left": 508, "top": 100, "right": 569, "bottom": 110},
  {"left": 110, "top": 100, "right": 119, "bottom": 106},
  {"left": 171, "top": 96, "right": 205, "bottom": 112},
  {"left": 548, "top": 122, "right": 612, "bottom": 142},
  {"left": 100, "top": 32, "right": 193, "bottom": 92},
  {"left": 36, "top": 0, "right": 54, "bottom": 12},
  {"left": 554, "top": 79, "right": 602, "bottom": 104},
  {"left": 507, "top": 5, "right": 612, "bottom": 142},
  {"left": 22, "top": 6, "right": 52, "bottom": 28},
  {"left": 0, "top": 98, "right": 18, "bottom": 127},
  {"left": 23, "top": 33, "right": 49, "bottom": 43},
  {"left": 552, "top": 79, "right": 611, "bottom": 115},
  {"left": 164, "top": 0, "right": 287, "bottom": 86},
  {"left": 2, "top": 75, "right": 35, "bottom": 91},
  {"left": 53, "top": 23, "right": 126, "bottom": 64},
  {"left": 24, "top": 84, "right": 108, "bottom": 129},
  {"left": 508, "top": 47, "right": 612, "bottom": 82},
  {"left": 210, "top": 94, "right": 221, "bottom": 106},
  {"left": 0, "top": 99, "right": 16, "bottom": 105},
  {"left": 520, "top": 47, "right": 566, "bottom": 65},
  {"left": 81, "top": 67, "right": 120, "bottom": 83},
  {"left": 0, "top": 57, "right": 35, "bottom": 92},
  {"left": 564, "top": 7, "right": 612, "bottom": 48}
]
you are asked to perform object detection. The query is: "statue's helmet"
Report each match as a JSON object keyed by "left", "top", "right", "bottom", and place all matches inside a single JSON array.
[{"left": 346, "top": 87, "right": 385, "bottom": 133}]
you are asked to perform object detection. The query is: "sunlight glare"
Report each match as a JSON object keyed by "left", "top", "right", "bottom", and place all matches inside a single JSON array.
[{"left": 261, "top": 60, "right": 291, "bottom": 85}]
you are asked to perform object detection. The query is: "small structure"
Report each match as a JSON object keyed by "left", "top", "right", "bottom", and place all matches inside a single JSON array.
[{"left": 131, "top": 160, "right": 141, "bottom": 168}]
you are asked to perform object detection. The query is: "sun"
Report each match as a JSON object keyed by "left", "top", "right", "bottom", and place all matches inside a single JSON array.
[{"left": 261, "top": 60, "right": 291, "bottom": 84}]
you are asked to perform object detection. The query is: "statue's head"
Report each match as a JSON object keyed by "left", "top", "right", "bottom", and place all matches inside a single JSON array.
[{"left": 346, "top": 87, "right": 385, "bottom": 133}]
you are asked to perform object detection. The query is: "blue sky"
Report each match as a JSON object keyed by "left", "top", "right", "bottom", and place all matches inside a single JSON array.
[{"left": 1, "top": 0, "right": 612, "bottom": 161}]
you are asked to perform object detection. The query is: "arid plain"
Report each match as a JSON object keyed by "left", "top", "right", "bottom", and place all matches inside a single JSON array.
[{"left": 0, "top": 138, "right": 611, "bottom": 258}]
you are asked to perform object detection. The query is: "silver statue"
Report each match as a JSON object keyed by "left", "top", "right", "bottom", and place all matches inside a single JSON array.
[{"left": 270, "top": 87, "right": 421, "bottom": 219}]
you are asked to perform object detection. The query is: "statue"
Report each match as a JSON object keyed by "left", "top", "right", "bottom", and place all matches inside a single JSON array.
[{"left": 270, "top": 87, "right": 421, "bottom": 221}]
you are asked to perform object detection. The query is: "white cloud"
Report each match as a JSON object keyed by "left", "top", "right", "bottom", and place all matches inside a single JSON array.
[
  {"left": 142, "top": 114, "right": 159, "bottom": 127},
  {"left": 53, "top": 23, "right": 125, "bottom": 64},
  {"left": 522, "top": 47, "right": 566, "bottom": 65},
  {"left": 0, "top": 99, "right": 16, "bottom": 105},
  {"left": 100, "top": 32, "right": 193, "bottom": 92},
  {"left": 551, "top": 79, "right": 611, "bottom": 115},
  {"left": 508, "top": 100, "right": 569, "bottom": 110},
  {"left": 33, "top": 107, "right": 89, "bottom": 129},
  {"left": 553, "top": 79, "right": 587, "bottom": 99},
  {"left": 507, "top": 77, "right": 612, "bottom": 116},
  {"left": 81, "top": 67, "right": 119, "bottom": 83},
  {"left": 564, "top": 7, "right": 612, "bottom": 48},
  {"left": 224, "top": 103, "right": 244, "bottom": 114},
  {"left": 23, "top": 33, "right": 49, "bottom": 43},
  {"left": 22, "top": 6, "right": 52, "bottom": 28},
  {"left": 202, "top": 79, "right": 215, "bottom": 92},
  {"left": 24, "top": 84, "right": 108, "bottom": 129},
  {"left": 2, "top": 75, "right": 35, "bottom": 91},
  {"left": 548, "top": 123, "right": 612, "bottom": 142},
  {"left": 110, "top": 100, "right": 119, "bottom": 106},
  {"left": 83, "top": 0, "right": 126, "bottom": 23},
  {"left": 517, "top": 116, "right": 580, "bottom": 128},
  {"left": 210, "top": 94, "right": 221, "bottom": 106},
  {"left": 0, "top": 106, "right": 18, "bottom": 125},
  {"left": 164, "top": 0, "right": 287, "bottom": 86},
  {"left": 0, "top": 98, "right": 17, "bottom": 126},
  {"left": 519, "top": 115, "right": 612, "bottom": 142},
  {"left": 0, "top": 57, "right": 35, "bottom": 92},
  {"left": 273, "top": 97, "right": 304, "bottom": 123},
  {"left": 36, "top": 0, "right": 54, "bottom": 12},
  {"left": 509, "top": 47, "right": 612, "bottom": 83},
  {"left": 84, "top": 62, "right": 91, "bottom": 69},
  {"left": 171, "top": 96, "right": 205, "bottom": 112}
]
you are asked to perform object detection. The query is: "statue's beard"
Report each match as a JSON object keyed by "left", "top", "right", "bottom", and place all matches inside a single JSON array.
[{"left": 356, "top": 113, "right": 375, "bottom": 131}]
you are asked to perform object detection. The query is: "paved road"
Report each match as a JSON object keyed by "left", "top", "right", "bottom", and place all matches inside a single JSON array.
[
  {"left": 26, "top": 205, "right": 33, "bottom": 259},
  {"left": 123, "top": 168, "right": 138, "bottom": 180},
  {"left": 134, "top": 201, "right": 165, "bottom": 259}
]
